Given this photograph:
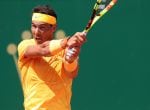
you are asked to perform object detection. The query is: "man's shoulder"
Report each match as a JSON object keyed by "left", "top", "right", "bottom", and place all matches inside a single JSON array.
[
  {"left": 20, "top": 39, "right": 34, "bottom": 44},
  {"left": 18, "top": 39, "right": 35, "bottom": 46}
]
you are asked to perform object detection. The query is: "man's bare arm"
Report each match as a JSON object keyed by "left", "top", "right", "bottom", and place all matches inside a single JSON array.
[{"left": 24, "top": 39, "right": 67, "bottom": 58}]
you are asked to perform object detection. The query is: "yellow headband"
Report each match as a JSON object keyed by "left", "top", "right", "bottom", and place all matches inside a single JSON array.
[{"left": 32, "top": 13, "right": 56, "bottom": 25}]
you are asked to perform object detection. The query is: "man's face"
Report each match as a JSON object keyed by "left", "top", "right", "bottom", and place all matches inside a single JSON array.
[{"left": 31, "top": 21, "right": 56, "bottom": 44}]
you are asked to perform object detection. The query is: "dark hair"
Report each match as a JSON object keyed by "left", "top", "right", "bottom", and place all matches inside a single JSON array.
[{"left": 32, "top": 5, "right": 57, "bottom": 19}]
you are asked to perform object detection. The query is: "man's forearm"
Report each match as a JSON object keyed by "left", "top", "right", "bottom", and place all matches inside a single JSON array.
[{"left": 24, "top": 38, "right": 68, "bottom": 58}]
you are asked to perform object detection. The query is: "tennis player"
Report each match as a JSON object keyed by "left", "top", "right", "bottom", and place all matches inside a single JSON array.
[{"left": 17, "top": 5, "right": 86, "bottom": 110}]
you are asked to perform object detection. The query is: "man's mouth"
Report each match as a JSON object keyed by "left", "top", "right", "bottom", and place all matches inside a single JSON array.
[
  {"left": 35, "top": 37, "right": 43, "bottom": 43},
  {"left": 35, "top": 37, "right": 42, "bottom": 41}
]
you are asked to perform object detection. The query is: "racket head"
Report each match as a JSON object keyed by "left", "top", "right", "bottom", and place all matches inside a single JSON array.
[{"left": 84, "top": 0, "right": 117, "bottom": 33}]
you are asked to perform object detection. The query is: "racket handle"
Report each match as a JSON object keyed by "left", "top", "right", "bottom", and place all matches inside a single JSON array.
[{"left": 82, "top": 30, "right": 87, "bottom": 36}]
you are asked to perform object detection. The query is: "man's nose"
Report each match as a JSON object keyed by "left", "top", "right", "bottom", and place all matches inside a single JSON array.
[{"left": 35, "top": 27, "right": 41, "bottom": 35}]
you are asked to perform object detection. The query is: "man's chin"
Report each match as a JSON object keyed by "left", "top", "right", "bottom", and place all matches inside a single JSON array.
[{"left": 34, "top": 39, "right": 43, "bottom": 44}]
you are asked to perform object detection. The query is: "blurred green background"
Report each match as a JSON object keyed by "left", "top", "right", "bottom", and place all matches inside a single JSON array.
[{"left": 0, "top": 0, "right": 150, "bottom": 110}]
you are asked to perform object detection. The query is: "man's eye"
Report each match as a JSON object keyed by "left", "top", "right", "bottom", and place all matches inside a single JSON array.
[
  {"left": 32, "top": 25, "right": 36, "bottom": 28},
  {"left": 40, "top": 27, "right": 46, "bottom": 29},
  {"left": 40, "top": 26, "right": 49, "bottom": 30}
]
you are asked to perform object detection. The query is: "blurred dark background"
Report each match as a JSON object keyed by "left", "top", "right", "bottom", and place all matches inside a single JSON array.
[{"left": 0, "top": 0, "right": 150, "bottom": 110}]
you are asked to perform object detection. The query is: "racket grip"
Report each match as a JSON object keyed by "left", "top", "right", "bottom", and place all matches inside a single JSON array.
[{"left": 82, "top": 31, "right": 87, "bottom": 36}]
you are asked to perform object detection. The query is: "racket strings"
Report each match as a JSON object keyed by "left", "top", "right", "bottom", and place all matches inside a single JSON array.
[
  {"left": 85, "top": 1, "right": 100, "bottom": 31},
  {"left": 96, "top": 0, "right": 115, "bottom": 16},
  {"left": 85, "top": 2, "right": 101, "bottom": 31},
  {"left": 84, "top": 0, "right": 116, "bottom": 32}
]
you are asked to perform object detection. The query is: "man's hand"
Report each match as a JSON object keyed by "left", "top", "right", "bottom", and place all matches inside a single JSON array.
[
  {"left": 65, "top": 47, "right": 80, "bottom": 63},
  {"left": 64, "top": 32, "right": 87, "bottom": 63},
  {"left": 67, "top": 32, "right": 86, "bottom": 48}
]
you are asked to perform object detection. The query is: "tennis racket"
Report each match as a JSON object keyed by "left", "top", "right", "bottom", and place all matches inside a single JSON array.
[
  {"left": 66, "top": 0, "right": 117, "bottom": 62},
  {"left": 83, "top": 0, "right": 117, "bottom": 33}
]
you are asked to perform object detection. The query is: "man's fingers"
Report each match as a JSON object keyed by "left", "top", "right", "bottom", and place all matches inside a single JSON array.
[
  {"left": 67, "top": 32, "right": 87, "bottom": 48},
  {"left": 66, "top": 47, "right": 80, "bottom": 58},
  {"left": 77, "top": 35, "right": 86, "bottom": 44},
  {"left": 75, "top": 32, "right": 86, "bottom": 42}
]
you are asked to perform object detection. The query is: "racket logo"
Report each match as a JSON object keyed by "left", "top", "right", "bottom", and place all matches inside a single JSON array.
[
  {"left": 102, "top": 0, "right": 107, "bottom": 2},
  {"left": 99, "top": 5, "right": 106, "bottom": 10}
]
